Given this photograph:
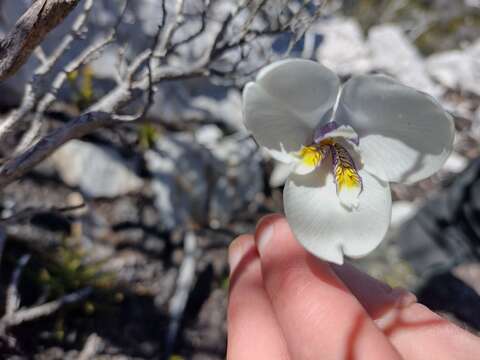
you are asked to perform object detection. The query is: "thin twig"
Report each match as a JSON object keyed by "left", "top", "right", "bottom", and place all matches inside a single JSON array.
[
  {"left": 0, "top": 0, "right": 322, "bottom": 188},
  {"left": 5, "top": 255, "right": 31, "bottom": 316},
  {"left": 0, "top": 0, "right": 94, "bottom": 153},
  {"left": 0, "top": 203, "right": 86, "bottom": 224},
  {"left": 78, "top": 333, "right": 103, "bottom": 360},
  {"left": 0, "top": 112, "right": 112, "bottom": 188},
  {"left": 164, "top": 231, "right": 197, "bottom": 359},
  {"left": 0, "top": 287, "right": 92, "bottom": 328},
  {"left": 0, "top": 227, "right": 6, "bottom": 278}
]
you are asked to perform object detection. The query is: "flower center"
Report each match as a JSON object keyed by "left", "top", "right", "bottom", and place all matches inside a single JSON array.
[{"left": 297, "top": 122, "right": 363, "bottom": 208}]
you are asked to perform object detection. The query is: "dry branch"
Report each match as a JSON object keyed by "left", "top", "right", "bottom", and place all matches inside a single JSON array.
[
  {"left": 0, "top": 227, "right": 5, "bottom": 277},
  {"left": 5, "top": 255, "right": 31, "bottom": 316},
  {"left": 78, "top": 333, "right": 103, "bottom": 360},
  {"left": 0, "top": 0, "right": 323, "bottom": 190},
  {"left": 165, "top": 231, "right": 197, "bottom": 358},
  {"left": 0, "top": 287, "right": 92, "bottom": 328},
  {"left": 0, "top": 0, "right": 81, "bottom": 81},
  {"left": 0, "top": 111, "right": 112, "bottom": 188}
]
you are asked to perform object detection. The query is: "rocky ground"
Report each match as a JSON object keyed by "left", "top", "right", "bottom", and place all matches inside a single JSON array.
[{"left": 1, "top": 1, "right": 480, "bottom": 359}]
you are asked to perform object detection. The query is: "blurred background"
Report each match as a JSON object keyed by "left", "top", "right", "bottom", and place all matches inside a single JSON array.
[{"left": 1, "top": 0, "right": 480, "bottom": 358}]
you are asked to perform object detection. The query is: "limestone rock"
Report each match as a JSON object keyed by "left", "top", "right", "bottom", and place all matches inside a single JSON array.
[
  {"left": 426, "top": 39, "right": 480, "bottom": 96},
  {"left": 315, "top": 17, "right": 371, "bottom": 75},
  {"left": 368, "top": 24, "right": 441, "bottom": 96},
  {"left": 51, "top": 140, "right": 143, "bottom": 198}
]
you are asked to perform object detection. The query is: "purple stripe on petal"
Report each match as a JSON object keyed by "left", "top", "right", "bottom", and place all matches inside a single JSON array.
[
  {"left": 314, "top": 121, "right": 360, "bottom": 146},
  {"left": 330, "top": 143, "right": 363, "bottom": 194},
  {"left": 313, "top": 121, "right": 339, "bottom": 144},
  {"left": 348, "top": 136, "right": 360, "bottom": 146}
]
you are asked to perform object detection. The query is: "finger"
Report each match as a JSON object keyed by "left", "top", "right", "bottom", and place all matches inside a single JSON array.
[
  {"left": 382, "top": 301, "right": 480, "bottom": 359},
  {"left": 255, "top": 214, "right": 401, "bottom": 360},
  {"left": 227, "top": 234, "right": 290, "bottom": 360},
  {"left": 333, "top": 259, "right": 480, "bottom": 359}
]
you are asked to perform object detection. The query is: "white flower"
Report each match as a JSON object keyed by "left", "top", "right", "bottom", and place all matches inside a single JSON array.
[{"left": 242, "top": 59, "right": 454, "bottom": 265}]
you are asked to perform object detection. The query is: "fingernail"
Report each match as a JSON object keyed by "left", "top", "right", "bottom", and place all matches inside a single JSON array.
[
  {"left": 228, "top": 238, "right": 249, "bottom": 275},
  {"left": 256, "top": 223, "right": 274, "bottom": 255}
]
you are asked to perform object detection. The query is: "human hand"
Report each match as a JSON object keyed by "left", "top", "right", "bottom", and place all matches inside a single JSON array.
[{"left": 227, "top": 214, "right": 480, "bottom": 359}]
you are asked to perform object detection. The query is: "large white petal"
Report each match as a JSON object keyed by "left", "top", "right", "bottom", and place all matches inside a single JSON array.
[
  {"left": 257, "top": 59, "right": 340, "bottom": 127},
  {"left": 284, "top": 166, "right": 391, "bottom": 265},
  {"left": 243, "top": 82, "right": 312, "bottom": 152},
  {"left": 336, "top": 75, "right": 454, "bottom": 183}
]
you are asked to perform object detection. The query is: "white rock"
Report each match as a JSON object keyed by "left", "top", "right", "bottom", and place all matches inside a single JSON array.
[
  {"left": 209, "top": 136, "right": 263, "bottom": 225},
  {"left": 426, "top": 51, "right": 469, "bottom": 89},
  {"left": 146, "top": 132, "right": 263, "bottom": 229},
  {"left": 465, "top": 0, "right": 480, "bottom": 7},
  {"left": 368, "top": 24, "right": 441, "bottom": 96},
  {"left": 442, "top": 152, "right": 468, "bottom": 174},
  {"left": 145, "top": 134, "right": 211, "bottom": 230},
  {"left": 315, "top": 17, "right": 371, "bottom": 75},
  {"left": 195, "top": 125, "right": 223, "bottom": 147},
  {"left": 149, "top": 85, "right": 246, "bottom": 132},
  {"left": 390, "top": 201, "right": 417, "bottom": 229},
  {"left": 426, "top": 39, "right": 480, "bottom": 96},
  {"left": 51, "top": 140, "right": 143, "bottom": 198},
  {"left": 191, "top": 90, "right": 244, "bottom": 131}
]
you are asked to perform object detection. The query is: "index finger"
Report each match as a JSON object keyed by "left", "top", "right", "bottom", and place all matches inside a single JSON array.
[
  {"left": 333, "top": 262, "right": 480, "bottom": 359},
  {"left": 254, "top": 214, "right": 402, "bottom": 360}
]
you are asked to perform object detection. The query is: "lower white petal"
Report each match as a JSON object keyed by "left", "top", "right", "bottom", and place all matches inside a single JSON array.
[
  {"left": 284, "top": 166, "right": 391, "bottom": 264},
  {"left": 293, "top": 161, "right": 317, "bottom": 175},
  {"left": 338, "top": 185, "right": 361, "bottom": 209}
]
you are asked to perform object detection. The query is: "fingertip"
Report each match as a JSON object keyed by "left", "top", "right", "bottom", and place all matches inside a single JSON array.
[
  {"left": 254, "top": 213, "right": 287, "bottom": 254},
  {"left": 228, "top": 235, "right": 255, "bottom": 277}
]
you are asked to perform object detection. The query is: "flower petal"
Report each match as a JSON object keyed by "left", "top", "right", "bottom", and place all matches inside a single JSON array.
[
  {"left": 256, "top": 59, "right": 340, "bottom": 127},
  {"left": 293, "top": 161, "right": 317, "bottom": 175},
  {"left": 314, "top": 121, "right": 359, "bottom": 145},
  {"left": 336, "top": 75, "right": 454, "bottom": 183},
  {"left": 284, "top": 166, "right": 391, "bottom": 264},
  {"left": 243, "top": 82, "right": 311, "bottom": 152},
  {"left": 265, "top": 148, "right": 297, "bottom": 164}
]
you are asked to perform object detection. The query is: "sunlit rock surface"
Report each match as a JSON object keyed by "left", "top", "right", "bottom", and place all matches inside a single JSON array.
[
  {"left": 209, "top": 136, "right": 263, "bottom": 226},
  {"left": 145, "top": 133, "right": 263, "bottom": 230},
  {"left": 51, "top": 140, "right": 143, "bottom": 198},
  {"left": 368, "top": 24, "right": 441, "bottom": 96},
  {"left": 426, "top": 39, "right": 480, "bottom": 96},
  {"left": 315, "top": 17, "right": 371, "bottom": 75}
]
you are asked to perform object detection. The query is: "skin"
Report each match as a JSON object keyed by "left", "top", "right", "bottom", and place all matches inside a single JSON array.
[{"left": 227, "top": 214, "right": 480, "bottom": 360}]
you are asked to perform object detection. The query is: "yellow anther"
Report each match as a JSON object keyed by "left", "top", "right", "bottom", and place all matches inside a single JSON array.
[
  {"left": 331, "top": 143, "right": 362, "bottom": 191},
  {"left": 336, "top": 167, "right": 361, "bottom": 190},
  {"left": 299, "top": 146, "right": 322, "bottom": 167}
]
